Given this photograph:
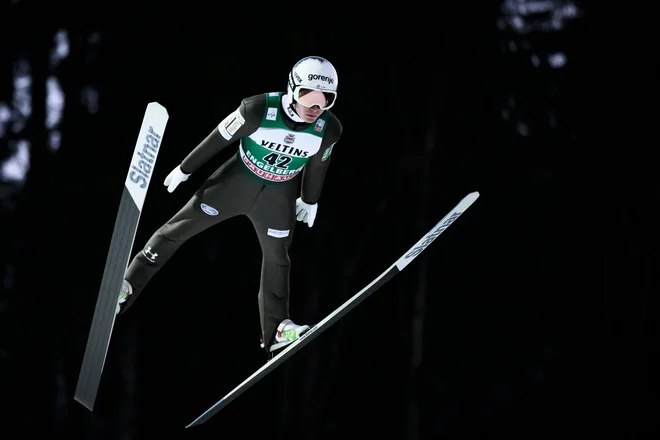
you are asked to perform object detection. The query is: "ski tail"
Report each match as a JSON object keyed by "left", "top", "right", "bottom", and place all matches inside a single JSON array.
[
  {"left": 74, "top": 102, "right": 169, "bottom": 411},
  {"left": 185, "top": 191, "right": 479, "bottom": 428}
]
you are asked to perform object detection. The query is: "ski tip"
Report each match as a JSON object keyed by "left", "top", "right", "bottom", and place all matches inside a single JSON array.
[
  {"left": 463, "top": 191, "right": 480, "bottom": 203},
  {"left": 146, "top": 102, "right": 169, "bottom": 117}
]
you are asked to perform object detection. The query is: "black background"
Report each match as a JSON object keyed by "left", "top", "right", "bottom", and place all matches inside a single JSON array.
[{"left": 3, "top": 3, "right": 657, "bottom": 440}]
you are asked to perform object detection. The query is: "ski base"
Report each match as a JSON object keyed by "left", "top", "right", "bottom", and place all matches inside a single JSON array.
[
  {"left": 74, "top": 102, "right": 169, "bottom": 411},
  {"left": 185, "top": 191, "right": 479, "bottom": 428}
]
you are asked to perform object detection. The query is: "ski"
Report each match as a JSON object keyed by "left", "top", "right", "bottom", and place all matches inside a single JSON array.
[
  {"left": 74, "top": 102, "right": 169, "bottom": 411},
  {"left": 185, "top": 191, "right": 480, "bottom": 428}
]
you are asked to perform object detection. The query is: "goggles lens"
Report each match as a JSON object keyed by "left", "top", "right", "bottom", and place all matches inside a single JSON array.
[{"left": 295, "top": 87, "right": 336, "bottom": 110}]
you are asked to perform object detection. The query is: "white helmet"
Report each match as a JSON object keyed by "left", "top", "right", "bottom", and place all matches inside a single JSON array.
[{"left": 287, "top": 56, "right": 338, "bottom": 111}]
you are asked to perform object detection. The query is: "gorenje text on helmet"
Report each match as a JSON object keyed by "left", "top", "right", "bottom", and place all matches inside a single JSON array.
[{"left": 307, "top": 74, "right": 334, "bottom": 84}]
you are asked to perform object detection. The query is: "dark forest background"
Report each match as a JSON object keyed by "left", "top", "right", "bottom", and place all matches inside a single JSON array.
[{"left": 2, "top": 2, "right": 658, "bottom": 440}]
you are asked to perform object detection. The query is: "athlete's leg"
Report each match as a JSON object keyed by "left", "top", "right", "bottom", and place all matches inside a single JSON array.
[
  {"left": 246, "top": 182, "right": 298, "bottom": 351},
  {"left": 120, "top": 157, "right": 258, "bottom": 313}
]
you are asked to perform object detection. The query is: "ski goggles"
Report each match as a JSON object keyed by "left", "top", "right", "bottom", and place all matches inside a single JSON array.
[{"left": 293, "top": 87, "right": 337, "bottom": 110}]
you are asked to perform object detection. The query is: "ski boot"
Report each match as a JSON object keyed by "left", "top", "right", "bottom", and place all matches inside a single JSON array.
[
  {"left": 115, "top": 280, "right": 133, "bottom": 315},
  {"left": 260, "top": 319, "right": 311, "bottom": 359}
]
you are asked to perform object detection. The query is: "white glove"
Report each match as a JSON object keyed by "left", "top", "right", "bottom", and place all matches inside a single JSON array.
[
  {"left": 295, "top": 197, "right": 318, "bottom": 227},
  {"left": 163, "top": 165, "right": 190, "bottom": 193}
]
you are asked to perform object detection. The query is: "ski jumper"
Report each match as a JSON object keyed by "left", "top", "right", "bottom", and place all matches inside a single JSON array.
[{"left": 121, "top": 92, "right": 343, "bottom": 352}]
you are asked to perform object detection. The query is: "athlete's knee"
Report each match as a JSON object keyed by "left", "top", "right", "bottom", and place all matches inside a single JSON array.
[
  {"left": 160, "top": 222, "right": 183, "bottom": 242},
  {"left": 262, "top": 241, "right": 291, "bottom": 267}
]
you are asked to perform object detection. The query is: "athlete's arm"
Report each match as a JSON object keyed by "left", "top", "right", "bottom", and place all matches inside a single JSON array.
[
  {"left": 300, "top": 113, "right": 343, "bottom": 204},
  {"left": 179, "top": 94, "right": 266, "bottom": 174}
]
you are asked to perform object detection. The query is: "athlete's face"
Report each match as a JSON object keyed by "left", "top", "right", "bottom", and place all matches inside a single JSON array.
[
  {"left": 295, "top": 102, "right": 323, "bottom": 123},
  {"left": 295, "top": 89, "right": 327, "bottom": 123}
]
